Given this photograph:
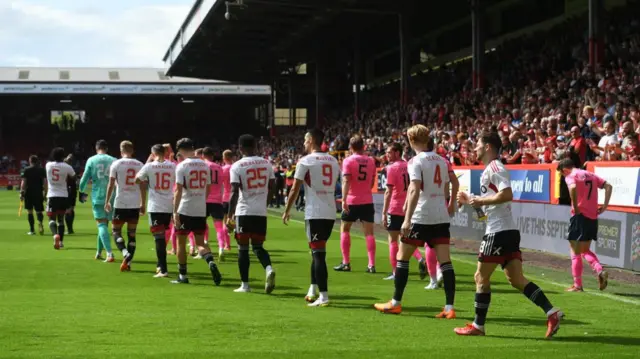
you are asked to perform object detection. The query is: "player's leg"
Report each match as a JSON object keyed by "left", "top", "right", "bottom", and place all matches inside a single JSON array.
[
  {"left": 26, "top": 206, "right": 35, "bottom": 235},
  {"left": 580, "top": 217, "right": 608, "bottom": 290},
  {"left": 306, "top": 219, "right": 333, "bottom": 307},
  {"left": 386, "top": 229, "right": 399, "bottom": 280},
  {"left": 150, "top": 214, "right": 169, "bottom": 277},
  {"left": 65, "top": 206, "right": 75, "bottom": 234},
  {"left": 250, "top": 216, "right": 274, "bottom": 293},
  {"left": 93, "top": 203, "right": 114, "bottom": 261},
  {"left": 35, "top": 198, "right": 45, "bottom": 235},
  {"left": 424, "top": 245, "right": 440, "bottom": 289},
  {"left": 168, "top": 223, "right": 177, "bottom": 255},
  {"left": 334, "top": 218, "right": 353, "bottom": 271},
  {"left": 170, "top": 222, "right": 189, "bottom": 284},
  {"left": 222, "top": 202, "right": 231, "bottom": 251},
  {"left": 361, "top": 204, "right": 377, "bottom": 273},
  {"left": 567, "top": 240, "right": 584, "bottom": 291},
  {"left": 412, "top": 245, "right": 426, "bottom": 280},
  {"left": 55, "top": 212, "right": 66, "bottom": 247},
  {"left": 188, "top": 232, "right": 197, "bottom": 256},
  {"left": 211, "top": 204, "right": 226, "bottom": 260},
  {"left": 432, "top": 244, "right": 456, "bottom": 318},
  {"left": 192, "top": 216, "right": 222, "bottom": 286},
  {"left": 503, "top": 259, "right": 563, "bottom": 338},
  {"left": 111, "top": 211, "right": 129, "bottom": 270},
  {"left": 454, "top": 261, "right": 498, "bottom": 336},
  {"left": 234, "top": 217, "right": 251, "bottom": 292},
  {"left": 374, "top": 230, "right": 419, "bottom": 314}
]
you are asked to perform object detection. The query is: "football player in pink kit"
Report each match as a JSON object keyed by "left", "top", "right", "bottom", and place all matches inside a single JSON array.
[
  {"left": 375, "top": 126, "right": 458, "bottom": 319},
  {"left": 335, "top": 135, "right": 377, "bottom": 273},
  {"left": 455, "top": 131, "right": 562, "bottom": 338},
  {"left": 557, "top": 158, "right": 612, "bottom": 292},
  {"left": 381, "top": 143, "right": 427, "bottom": 281},
  {"left": 171, "top": 138, "right": 222, "bottom": 285},
  {"left": 136, "top": 144, "right": 176, "bottom": 277},
  {"left": 221, "top": 150, "right": 234, "bottom": 251},
  {"left": 105, "top": 141, "right": 145, "bottom": 272},
  {"left": 203, "top": 147, "right": 227, "bottom": 261}
]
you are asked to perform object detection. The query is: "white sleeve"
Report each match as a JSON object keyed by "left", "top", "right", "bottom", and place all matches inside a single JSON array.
[
  {"left": 137, "top": 164, "right": 148, "bottom": 181},
  {"left": 68, "top": 164, "right": 76, "bottom": 177},
  {"left": 490, "top": 167, "right": 511, "bottom": 191},
  {"left": 109, "top": 161, "right": 117, "bottom": 179},
  {"left": 407, "top": 160, "right": 421, "bottom": 182},
  {"left": 293, "top": 161, "right": 306, "bottom": 181},
  {"left": 269, "top": 166, "right": 275, "bottom": 180},
  {"left": 175, "top": 165, "right": 185, "bottom": 186},
  {"left": 230, "top": 165, "right": 240, "bottom": 184}
]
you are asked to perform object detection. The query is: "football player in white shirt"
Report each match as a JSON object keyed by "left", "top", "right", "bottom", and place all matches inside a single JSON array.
[
  {"left": 136, "top": 144, "right": 176, "bottom": 278},
  {"left": 45, "top": 147, "right": 76, "bottom": 250},
  {"left": 227, "top": 134, "right": 276, "bottom": 293},
  {"left": 455, "top": 131, "right": 563, "bottom": 338},
  {"left": 282, "top": 129, "right": 340, "bottom": 307},
  {"left": 171, "top": 138, "right": 222, "bottom": 286},
  {"left": 374, "top": 125, "right": 458, "bottom": 319},
  {"left": 105, "top": 141, "right": 145, "bottom": 272}
]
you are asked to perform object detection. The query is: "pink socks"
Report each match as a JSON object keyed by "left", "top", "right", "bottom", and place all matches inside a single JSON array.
[
  {"left": 222, "top": 226, "right": 231, "bottom": 249},
  {"left": 365, "top": 235, "right": 376, "bottom": 267},
  {"left": 389, "top": 241, "right": 399, "bottom": 273},
  {"left": 571, "top": 254, "right": 583, "bottom": 288},
  {"left": 425, "top": 245, "right": 438, "bottom": 280},
  {"left": 412, "top": 248, "right": 423, "bottom": 262},
  {"left": 582, "top": 250, "right": 603, "bottom": 274},
  {"left": 169, "top": 224, "right": 177, "bottom": 252},
  {"left": 214, "top": 221, "right": 225, "bottom": 249},
  {"left": 340, "top": 232, "right": 351, "bottom": 264}
]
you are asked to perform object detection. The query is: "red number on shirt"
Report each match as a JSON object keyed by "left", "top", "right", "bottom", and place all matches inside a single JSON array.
[
  {"left": 188, "top": 170, "right": 208, "bottom": 189},
  {"left": 51, "top": 168, "right": 60, "bottom": 181},
  {"left": 154, "top": 172, "right": 171, "bottom": 190},
  {"left": 247, "top": 168, "right": 267, "bottom": 189},
  {"left": 125, "top": 168, "right": 136, "bottom": 185},
  {"left": 322, "top": 164, "right": 333, "bottom": 186},
  {"left": 433, "top": 165, "right": 442, "bottom": 188}
]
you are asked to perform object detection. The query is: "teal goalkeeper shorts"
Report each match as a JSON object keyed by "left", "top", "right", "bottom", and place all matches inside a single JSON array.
[{"left": 92, "top": 203, "right": 113, "bottom": 221}]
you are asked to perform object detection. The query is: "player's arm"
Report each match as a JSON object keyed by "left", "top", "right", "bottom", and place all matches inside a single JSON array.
[
  {"left": 19, "top": 172, "right": 27, "bottom": 200},
  {"left": 227, "top": 183, "right": 240, "bottom": 220},
  {"left": 567, "top": 184, "right": 579, "bottom": 215},
  {"left": 104, "top": 177, "right": 116, "bottom": 211},
  {"left": 598, "top": 177, "right": 613, "bottom": 214},
  {"left": 382, "top": 167, "right": 393, "bottom": 224},
  {"left": 447, "top": 165, "right": 459, "bottom": 216},
  {"left": 79, "top": 161, "right": 92, "bottom": 193},
  {"left": 472, "top": 169, "right": 513, "bottom": 207},
  {"left": 283, "top": 163, "right": 305, "bottom": 224},
  {"left": 404, "top": 180, "right": 421, "bottom": 226},
  {"left": 139, "top": 180, "right": 147, "bottom": 216}
]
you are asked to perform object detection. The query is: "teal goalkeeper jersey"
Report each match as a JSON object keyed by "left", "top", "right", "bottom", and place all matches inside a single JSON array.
[{"left": 79, "top": 153, "right": 117, "bottom": 205}]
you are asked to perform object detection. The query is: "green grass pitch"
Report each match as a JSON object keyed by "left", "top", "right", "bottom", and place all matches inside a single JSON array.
[{"left": 0, "top": 191, "right": 639, "bottom": 358}]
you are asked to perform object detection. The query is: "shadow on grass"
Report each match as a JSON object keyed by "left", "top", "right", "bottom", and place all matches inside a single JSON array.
[
  {"left": 490, "top": 334, "right": 640, "bottom": 345},
  {"left": 62, "top": 247, "right": 95, "bottom": 251},
  {"left": 613, "top": 292, "right": 640, "bottom": 298},
  {"left": 485, "top": 288, "right": 559, "bottom": 295},
  {"left": 486, "top": 316, "right": 586, "bottom": 326}
]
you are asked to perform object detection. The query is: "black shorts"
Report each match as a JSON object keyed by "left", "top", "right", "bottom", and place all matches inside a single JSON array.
[
  {"left": 47, "top": 197, "right": 68, "bottom": 216},
  {"left": 401, "top": 223, "right": 451, "bottom": 248},
  {"left": 305, "top": 219, "right": 335, "bottom": 249},
  {"left": 177, "top": 214, "right": 207, "bottom": 235},
  {"left": 113, "top": 208, "right": 140, "bottom": 225},
  {"left": 149, "top": 212, "right": 172, "bottom": 232},
  {"left": 341, "top": 203, "right": 375, "bottom": 223},
  {"left": 478, "top": 230, "right": 522, "bottom": 268},
  {"left": 25, "top": 195, "right": 44, "bottom": 212},
  {"left": 385, "top": 214, "right": 404, "bottom": 232},
  {"left": 567, "top": 214, "right": 598, "bottom": 242},
  {"left": 235, "top": 215, "right": 267, "bottom": 244},
  {"left": 222, "top": 202, "right": 229, "bottom": 215},
  {"left": 206, "top": 203, "right": 225, "bottom": 220}
]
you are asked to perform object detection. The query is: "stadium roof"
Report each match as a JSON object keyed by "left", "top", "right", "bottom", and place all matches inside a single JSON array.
[
  {"left": 163, "top": 0, "right": 507, "bottom": 83},
  {"left": 0, "top": 67, "right": 271, "bottom": 96},
  {"left": 0, "top": 67, "right": 224, "bottom": 83}
]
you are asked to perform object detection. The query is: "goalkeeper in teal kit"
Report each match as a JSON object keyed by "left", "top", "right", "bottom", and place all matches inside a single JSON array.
[{"left": 79, "top": 140, "right": 117, "bottom": 262}]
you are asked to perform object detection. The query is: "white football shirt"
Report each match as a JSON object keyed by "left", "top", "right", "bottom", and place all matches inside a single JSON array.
[
  {"left": 230, "top": 156, "right": 274, "bottom": 216},
  {"left": 46, "top": 162, "right": 76, "bottom": 198},
  {"left": 109, "top": 158, "right": 144, "bottom": 209},
  {"left": 136, "top": 160, "right": 176, "bottom": 213},
  {"left": 176, "top": 158, "right": 211, "bottom": 217},
  {"left": 408, "top": 152, "right": 451, "bottom": 225},
  {"left": 480, "top": 159, "right": 517, "bottom": 234},
  {"left": 294, "top": 153, "right": 340, "bottom": 220}
]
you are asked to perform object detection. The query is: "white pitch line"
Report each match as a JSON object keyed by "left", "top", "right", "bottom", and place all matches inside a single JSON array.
[{"left": 269, "top": 211, "right": 640, "bottom": 306}]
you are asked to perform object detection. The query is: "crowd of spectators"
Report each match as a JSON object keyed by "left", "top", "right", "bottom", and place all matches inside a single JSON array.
[{"left": 261, "top": 4, "right": 640, "bottom": 171}]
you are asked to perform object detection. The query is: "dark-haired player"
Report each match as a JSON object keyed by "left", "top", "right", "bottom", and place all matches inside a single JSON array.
[
  {"left": 220, "top": 150, "right": 234, "bottom": 251},
  {"left": 171, "top": 138, "right": 222, "bottom": 285},
  {"left": 64, "top": 154, "right": 78, "bottom": 235},
  {"left": 21, "top": 155, "right": 47, "bottom": 236},
  {"left": 46, "top": 147, "right": 76, "bottom": 249},
  {"left": 203, "top": 147, "right": 226, "bottom": 261},
  {"left": 283, "top": 129, "right": 340, "bottom": 306},
  {"left": 557, "top": 158, "right": 612, "bottom": 292},
  {"left": 334, "top": 135, "right": 377, "bottom": 273},
  {"left": 105, "top": 141, "right": 144, "bottom": 272},
  {"left": 374, "top": 125, "right": 458, "bottom": 319},
  {"left": 80, "top": 140, "right": 117, "bottom": 261},
  {"left": 455, "top": 131, "right": 563, "bottom": 338},
  {"left": 136, "top": 144, "right": 176, "bottom": 277},
  {"left": 381, "top": 143, "right": 427, "bottom": 282},
  {"left": 227, "top": 134, "right": 276, "bottom": 293}
]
